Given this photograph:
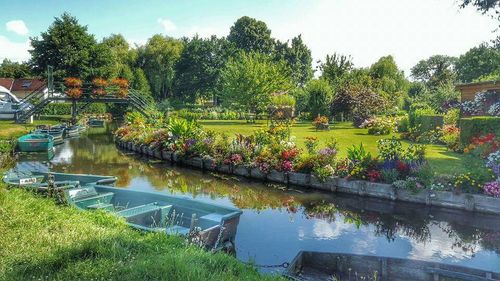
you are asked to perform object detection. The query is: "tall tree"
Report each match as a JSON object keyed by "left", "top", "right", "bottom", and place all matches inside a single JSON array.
[
  {"left": 220, "top": 52, "right": 292, "bottom": 113},
  {"left": 102, "top": 34, "right": 137, "bottom": 80},
  {"left": 227, "top": 16, "right": 274, "bottom": 54},
  {"left": 0, "top": 59, "right": 32, "bottom": 78},
  {"left": 369, "top": 55, "right": 408, "bottom": 107},
  {"left": 275, "top": 35, "right": 313, "bottom": 86},
  {"left": 455, "top": 43, "right": 500, "bottom": 82},
  {"left": 173, "top": 36, "right": 234, "bottom": 103},
  {"left": 305, "top": 79, "right": 333, "bottom": 117},
  {"left": 319, "top": 53, "right": 353, "bottom": 89},
  {"left": 137, "top": 34, "right": 184, "bottom": 100},
  {"left": 29, "top": 13, "right": 107, "bottom": 80},
  {"left": 410, "top": 55, "right": 457, "bottom": 89}
]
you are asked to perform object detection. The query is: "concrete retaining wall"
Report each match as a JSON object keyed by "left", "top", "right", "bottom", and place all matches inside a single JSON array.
[{"left": 115, "top": 139, "right": 500, "bottom": 215}]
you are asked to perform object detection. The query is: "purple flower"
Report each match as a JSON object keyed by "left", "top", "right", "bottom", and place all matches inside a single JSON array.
[
  {"left": 319, "top": 148, "right": 337, "bottom": 156},
  {"left": 282, "top": 160, "right": 293, "bottom": 172},
  {"left": 484, "top": 181, "right": 500, "bottom": 198}
]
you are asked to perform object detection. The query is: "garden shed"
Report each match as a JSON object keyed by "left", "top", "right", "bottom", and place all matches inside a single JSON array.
[{"left": 456, "top": 80, "right": 500, "bottom": 101}]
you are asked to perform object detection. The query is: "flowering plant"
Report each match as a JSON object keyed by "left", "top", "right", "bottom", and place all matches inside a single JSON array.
[
  {"left": 483, "top": 181, "right": 500, "bottom": 197},
  {"left": 465, "top": 133, "right": 499, "bottom": 158},
  {"left": 440, "top": 125, "right": 460, "bottom": 151},
  {"left": 486, "top": 151, "right": 500, "bottom": 179},
  {"left": 111, "top": 78, "right": 129, "bottom": 97},
  {"left": 313, "top": 115, "right": 329, "bottom": 130},
  {"left": 488, "top": 102, "right": 500, "bottom": 116},
  {"left": 304, "top": 136, "right": 319, "bottom": 154},
  {"left": 92, "top": 77, "right": 108, "bottom": 96},
  {"left": 360, "top": 116, "right": 398, "bottom": 135},
  {"left": 66, "top": 87, "right": 82, "bottom": 99},
  {"left": 64, "top": 77, "right": 82, "bottom": 88}
]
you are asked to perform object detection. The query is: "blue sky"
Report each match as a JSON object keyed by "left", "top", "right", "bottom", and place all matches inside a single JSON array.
[{"left": 0, "top": 0, "right": 497, "bottom": 75}]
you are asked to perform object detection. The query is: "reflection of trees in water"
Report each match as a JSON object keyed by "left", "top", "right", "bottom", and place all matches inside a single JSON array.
[{"left": 54, "top": 129, "right": 500, "bottom": 254}]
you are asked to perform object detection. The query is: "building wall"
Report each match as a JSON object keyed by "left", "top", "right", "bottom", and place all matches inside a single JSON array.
[{"left": 456, "top": 81, "right": 500, "bottom": 101}]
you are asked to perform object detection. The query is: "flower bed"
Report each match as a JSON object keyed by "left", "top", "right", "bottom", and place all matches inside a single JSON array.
[{"left": 114, "top": 113, "right": 500, "bottom": 214}]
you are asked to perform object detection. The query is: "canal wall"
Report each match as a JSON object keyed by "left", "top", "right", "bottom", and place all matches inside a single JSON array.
[{"left": 116, "top": 139, "right": 500, "bottom": 215}]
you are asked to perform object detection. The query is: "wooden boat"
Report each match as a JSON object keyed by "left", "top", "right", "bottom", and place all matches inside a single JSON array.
[
  {"left": 87, "top": 119, "right": 105, "bottom": 127},
  {"left": 17, "top": 133, "right": 54, "bottom": 152},
  {"left": 65, "top": 125, "right": 80, "bottom": 138},
  {"left": 284, "top": 251, "right": 500, "bottom": 281},
  {"left": 3, "top": 170, "right": 117, "bottom": 189},
  {"left": 35, "top": 126, "right": 65, "bottom": 145},
  {"left": 65, "top": 185, "right": 242, "bottom": 250}
]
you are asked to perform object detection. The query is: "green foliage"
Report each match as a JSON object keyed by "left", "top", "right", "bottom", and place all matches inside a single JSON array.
[
  {"left": 227, "top": 16, "right": 274, "bottom": 54},
  {"left": 318, "top": 53, "right": 353, "bottom": 89},
  {"left": 410, "top": 55, "right": 457, "bottom": 89},
  {"left": 347, "top": 143, "right": 372, "bottom": 164},
  {"left": 220, "top": 52, "right": 293, "bottom": 113},
  {"left": 0, "top": 59, "right": 32, "bottom": 78},
  {"left": 40, "top": 103, "right": 107, "bottom": 115},
  {"left": 377, "top": 137, "right": 403, "bottom": 160},
  {"left": 368, "top": 55, "right": 409, "bottom": 107},
  {"left": 274, "top": 35, "right": 313, "bottom": 86},
  {"left": 174, "top": 36, "right": 234, "bottom": 102},
  {"left": 137, "top": 34, "right": 184, "bottom": 100},
  {"left": 397, "top": 115, "right": 410, "bottom": 133},
  {"left": 459, "top": 117, "right": 500, "bottom": 144},
  {"left": 270, "top": 94, "right": 296, "bottom": 107},
  {"left": 29, "top": 13, "right": 109, "bottom": 80},
  {"left": 349, "top": 86, "right": 387, "bottom": 127},
  {"left": 408, "top": 108, "right": 443, "bottom": 133},
  {"left": 455, "top": 43, "right": 500, "bottom": 83},
  {"left": 444, "top": 108, "right": 460, "bottom": 126},
  {"left": 289, "top": 87, "right": 309, "bottom": 115},
  {"left": 305, "top": 79, "right": 333, "bottom": 118}
]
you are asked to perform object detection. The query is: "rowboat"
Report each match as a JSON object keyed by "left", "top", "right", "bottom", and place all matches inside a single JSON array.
[
  {"left": 17, "top": 133, "right": 54, "bottom": 152},
  {"left": 35, "top": 126, "right": 65, "bottom": 145},
  {"left": 65, "top": 185, "right": 242, "bottom": 250},
  {"left": 87, "top": 119, "right": 105, "bottom": 127},
  {"left": 65, "top": 125, "right": 80, "bottom": 138},
  {"left": 3, "top": 170, "right": 117, "bottom": 189},
  {"left": 285, "top": 251, "right": 500, "bottom": 281}
]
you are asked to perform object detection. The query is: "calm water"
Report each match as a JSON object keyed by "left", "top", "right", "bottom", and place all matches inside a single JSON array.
[{"left": 16, "top": 125, "right": 500, "bottom": 273}]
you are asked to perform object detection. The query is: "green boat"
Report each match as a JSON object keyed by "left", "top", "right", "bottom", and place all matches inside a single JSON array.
[
  {"left": 17, "top": 133, "right": 54, "bottom": 152},
  {"left": 87, "top": 119, "right": 105, "bottom": 127},
  {"left": 3, "top": 170, "right": 117, "bottom": 189},
  {"left": 65, "top": 185, "right": 242, "bottom": 250},
  {"left": 65, "top": 125, "right": 80, "bottom": 138}
]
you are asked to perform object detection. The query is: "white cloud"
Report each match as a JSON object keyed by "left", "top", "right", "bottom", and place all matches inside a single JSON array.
[
  {"left": 157, "top": 18, "right": 177, "bottom": 33},
  {"left": 6, "top": 20, "right": 29, "bottom": 36},
  {"left": 0, "top": 36, "right": 30, "bottom": 62}
]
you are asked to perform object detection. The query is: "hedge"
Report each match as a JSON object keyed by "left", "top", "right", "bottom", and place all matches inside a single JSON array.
[
  {"left": 40, "top": 102, "right": 108, "bottom": 115},
  {"left": 459, "top": 116, "right": 500, "bottom": 144},
  {"left": 409, "top": 114, "right": 444, "bottom": 133}
]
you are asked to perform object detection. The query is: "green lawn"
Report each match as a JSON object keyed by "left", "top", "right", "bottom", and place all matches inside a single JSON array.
[
  {"left": 0, "top": 116, "right": 69, "bottom": 139},
  {"left": 199, "top": 120, "right": 482, "bottom": 175}
]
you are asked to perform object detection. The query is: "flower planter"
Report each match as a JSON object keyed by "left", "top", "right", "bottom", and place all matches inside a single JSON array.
[
  {"left": 472, "top": 194, "right": 500, "bottom": 214},
  {"left": 288, "top": 172, "right": 310, "bottom": 186},
  {"left": 202, "top": 158, "right": 216, "bottom": 171},
  {"left": 267, "top": 170, "right": 286, "bottom": 184},
  {"left": 217, "top": 164, "right": 232, "bottom": 174},
  {"left": 153, "top": 149, "right": 162, "bottom": 159},
  {"left": 309, "top": 176, "right": 338, "bottom": 192},
  {"left": 430, "top": 191, "right": 475, "bottom": 211},
  {"left": 395, "top": 189, "right": 429, "bottom": 205},
  {"left": 233, "top": 165, "right": 250, "bottom": 177},
  {"left": 182, "top": 157, "right": 203, "bottom": 169},
  {"left": 161, "top": 150, "right": 173, "bottom": 162},
  {"left": 250, "top": 167, "right": 267, "bottom": 180}
]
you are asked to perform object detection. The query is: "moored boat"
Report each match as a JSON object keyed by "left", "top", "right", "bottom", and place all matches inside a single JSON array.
[
  {"left": 65, "top": 125, "right": 80, "bottom": 138},
  {"left": 65, "top": 185, "right": 242, "bottom": 250},
  {"left": 87, "top": 119, "right": 105, "bottom": 127},
  {"left": 17, "top": 133, "right": 54, "bottom": 152},
  {"left": 284, "top": 251, "right": 500, "bottom": 281},
  {"left": 35, "top": 126, "right": 65, "bottom": 145},
  {"left": 3, "top": 170, "right": 117, "bottom": 189}
]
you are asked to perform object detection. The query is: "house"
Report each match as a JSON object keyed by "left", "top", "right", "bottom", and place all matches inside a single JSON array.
[
  {"left": 0, "top": 78, "right": 47, "bottom": 99},
  {"left": 455, "top": 80, "right": 500, "bottom": 101}
]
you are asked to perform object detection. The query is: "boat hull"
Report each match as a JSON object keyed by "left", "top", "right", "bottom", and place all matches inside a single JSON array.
[
  {"left": 3, "top": 170, "right": 117, "bottom": 188},
  {"left": 17, "top": 134, "right": 54, "bottom": 152},
  {"left": 285, "top": 251, "right": 500, "bottom": 281},
  {"left": 88, "top": 120, "right": 105, "bottom": 127}
]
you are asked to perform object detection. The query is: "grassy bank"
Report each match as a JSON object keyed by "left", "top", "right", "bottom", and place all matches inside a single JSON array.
[
  {"left": 0, "top": 152, "right": 280, "bottom": 281},
  {"left": 0, "top": 116, "right": 69, "bottom": 139},
  {"left": 199, "top": 120, "right": 483, "bottom": 175}
]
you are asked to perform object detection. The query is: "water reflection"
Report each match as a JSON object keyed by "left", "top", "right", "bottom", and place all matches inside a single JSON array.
[{"left": 16, "top": 124, "right": 500, "bottom": 272}]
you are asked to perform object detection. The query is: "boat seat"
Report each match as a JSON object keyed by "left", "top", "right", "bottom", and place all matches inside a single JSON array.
[
  {"left": 87, "top": 202, "right": 114, "bottom": 211},
  {"left": 200, "top": 213, "right": 225, "bottom": 223},
  {"left": 165, "top": 225, "right": 190, "bottom": 236},
  {"left": 117, "top": 202, "right": 164, "bottom": 218}
]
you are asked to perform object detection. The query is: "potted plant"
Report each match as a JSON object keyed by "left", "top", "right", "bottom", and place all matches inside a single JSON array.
[
  {"left": 92, "top": 77, "right": 108, "bottom": 96},
  {"left": 313, "top": 115, "right": 329, "bottom": 130},
  {"left": 64, "top": 77, "right": 83, "bottom": 99},
  {"left": 111, "top": 78, "right": 129, "bottom": 98}
]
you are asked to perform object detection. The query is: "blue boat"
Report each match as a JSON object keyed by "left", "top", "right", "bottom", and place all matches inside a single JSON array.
[
  {"left": 87, "top": 119, "right": 105, "bottom": 127},
  {"left": 65, "top": 185, "right": 242, "bottom": 250},
  {"left": 35, "top": 126, "right": 65, "bottom": 145},
  {"left": 17, "top": 133, "right": 54, "bottom": 152},
  {"left": 3, "top": 170, "right": 117, "bottom": 189}
]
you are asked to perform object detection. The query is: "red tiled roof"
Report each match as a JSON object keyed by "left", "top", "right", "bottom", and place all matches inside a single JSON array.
[
  {"left": 0, "top": 78, "right": 14, "bottom": 90},
  {"left": 11, "top": 78, "right": 45, "bottom": 92}
]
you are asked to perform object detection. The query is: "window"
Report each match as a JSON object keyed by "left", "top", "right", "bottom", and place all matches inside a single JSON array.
[{"left": 22, "top": 81, "right": 32, "bottom": 88}]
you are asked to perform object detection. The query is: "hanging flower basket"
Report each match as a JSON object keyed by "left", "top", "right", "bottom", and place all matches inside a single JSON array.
[
  {"left": 92, "top": 77, "right": 108, "bottom": 96},
  {"left": 111, "top": 78, "right": 129, "bottom": 97},
  {"left": 66, "top": 87, "right": 82, "bottom": 99},
  {"left": 64, "top": 77, "right": 83, "bottom": 99}
]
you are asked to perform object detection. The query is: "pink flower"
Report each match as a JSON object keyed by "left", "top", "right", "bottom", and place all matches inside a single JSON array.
[
  {"left": 483, "top": 181, "right": 500, "bottom": 198},
  {"left": 281, "top": 160, "right": 293, "bottom": 172}
]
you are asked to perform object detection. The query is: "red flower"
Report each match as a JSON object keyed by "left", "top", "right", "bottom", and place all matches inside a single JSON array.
[
  {"left": 396, "top": 161, "right": 409, "bottom": 173},
  {"left": 367, "top": 170, "right": 381, "bottom": 182}
]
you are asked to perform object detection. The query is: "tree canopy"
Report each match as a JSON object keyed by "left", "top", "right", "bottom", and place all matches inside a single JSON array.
[
  {"left": 220, "top": 52, "right": 292, "bottom": 113},
  {"left": 410, "top": 55, "right": 457, "bottom": 89},
  {"left": 227, "top": 16, "right": 274, "bottom": 54},
  {"left": 0, "top": 59, "right": 32, "bottom": 78},
  {"left": 455, "top": 43, "right": 500, "bottom": 82},
  {"left": 275, "top": 35, "right": 313, "bottom": 86}
]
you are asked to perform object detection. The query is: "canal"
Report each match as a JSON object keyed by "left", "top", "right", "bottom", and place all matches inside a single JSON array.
[{"left": 16, "top": 125, "right": 500, "bottom": 273}]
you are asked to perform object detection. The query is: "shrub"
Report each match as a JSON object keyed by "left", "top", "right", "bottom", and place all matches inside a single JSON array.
[
  {"left": 360, "top": 116, "right": 397, "bottom": 135},
  {"left": 41, "top": 103, "right": 107, "bottom": 115},
  {"left": 459, "top": 117, "right": 500, "bottom": 145},
  {"left": 440, "top": 125, "right": 461, "bottom": 151},
  {"left": 397, "top": 115, "right": 409, "bottom": 133},
  {"left": 444, "top": 108, "right": 460, "bottom": 126},
  {"left": 270, "top": 94, "right": 296, "bottom": 107},
  {"left": 409, "top": 110, "right": 444, "bottom": 134},
  {"left": 304, "top": 136, "right": 319, "bottom": 154}
]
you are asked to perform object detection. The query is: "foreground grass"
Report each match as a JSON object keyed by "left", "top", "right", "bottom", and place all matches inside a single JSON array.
[
  {"left": 0, "top": 183, "right": 281, "bottom": 280},
  {"left": 199, "top": 120, "right": 482, "bottom": 175}
]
